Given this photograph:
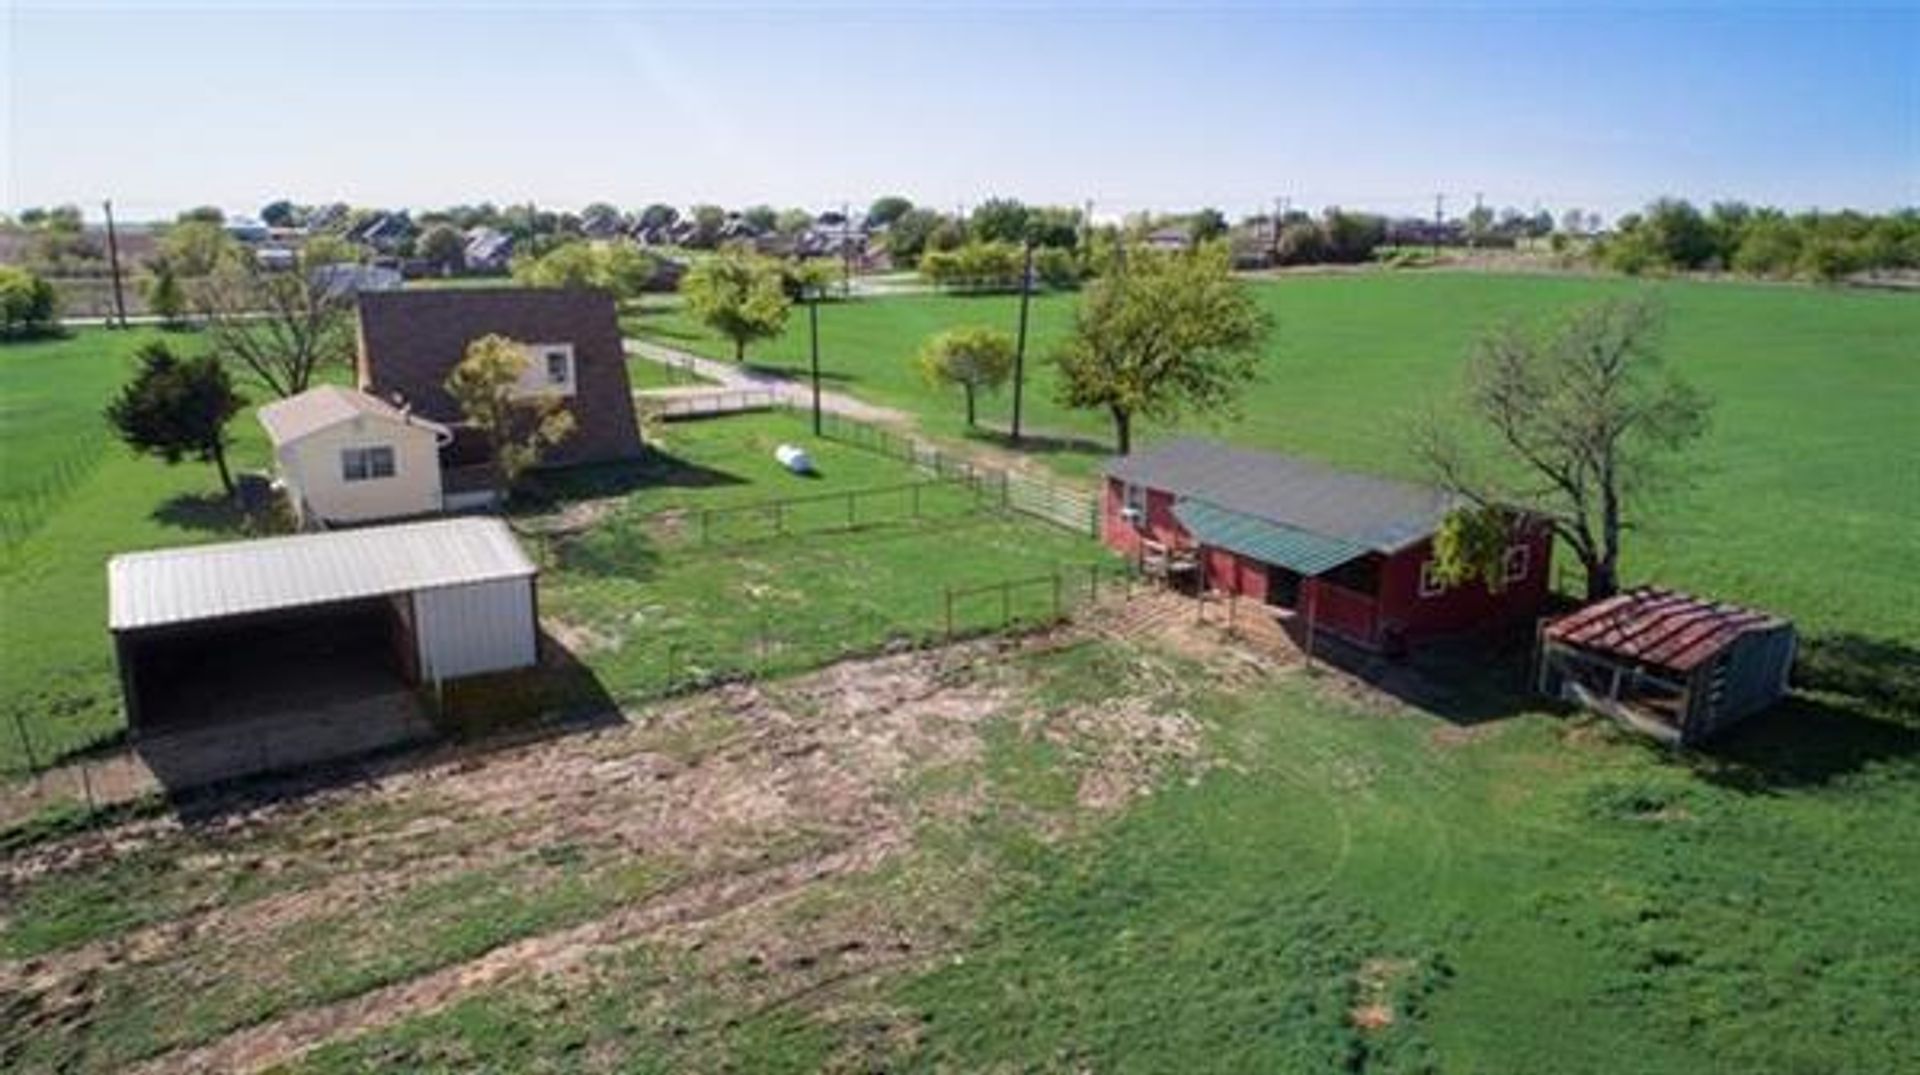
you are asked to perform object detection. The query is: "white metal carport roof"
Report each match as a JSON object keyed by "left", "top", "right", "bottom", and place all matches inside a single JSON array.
[{"left": 109, "top": 517, "right": 537, "bottom": 632}]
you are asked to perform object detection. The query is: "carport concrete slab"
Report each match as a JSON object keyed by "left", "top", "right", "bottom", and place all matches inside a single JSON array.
[{"left": 136, "top": 689, "right": 434, "bottom": 792}]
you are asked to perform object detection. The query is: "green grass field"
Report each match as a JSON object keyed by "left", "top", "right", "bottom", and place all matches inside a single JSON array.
[
  {"left": 628, "top": 273, "right": 1920, "bottom": 644},
  {"left": 0, "top": 337, "right": 1101, "bottom": 773}
]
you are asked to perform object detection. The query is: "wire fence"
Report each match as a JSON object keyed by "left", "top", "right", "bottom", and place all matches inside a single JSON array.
[
  {"left": 627, "top": 478, "right": 987, "bottom": 548},
  {"left": 813, "top": 409, "right": 1099, "bottom": 536},
  {"left": 0, "top": 436, "right": 110, "bottom": 554}
]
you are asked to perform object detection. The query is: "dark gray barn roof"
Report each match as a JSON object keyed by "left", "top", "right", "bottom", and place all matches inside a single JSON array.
[{"left": 1104, "top": 439, "right": 1457, "bottom": 552}]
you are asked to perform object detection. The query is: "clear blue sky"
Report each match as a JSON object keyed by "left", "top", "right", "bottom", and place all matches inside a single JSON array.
[{"left": 4, "top": 1, "right": 1915, "bottom": 223}]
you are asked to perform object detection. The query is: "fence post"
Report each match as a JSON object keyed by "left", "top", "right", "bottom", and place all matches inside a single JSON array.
[
  {"left": 1052, "top": 571, "right": 1063, "bottom": 621},
  {"left": 1001, "top": 580, "right": 1012, "bottom": 628},
  {"left": 911, "top": 483, "right": 921, "bottom": 518},
  {"left": 77, "top": 759, "right": 96, "bottom": 814},
  {"left": 944, "top": 587, "right": 955, "bottom": 641},
  {"left": 1088, "top": 562, "right": 1100, "bottom": 603},
  {"left": 773, "top": 501, "right": 785, "bottom": 536}
]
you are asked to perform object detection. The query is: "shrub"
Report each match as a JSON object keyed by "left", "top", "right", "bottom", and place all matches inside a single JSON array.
[{"left": 0, "top": 266, "right": 60, "bottom": 338}]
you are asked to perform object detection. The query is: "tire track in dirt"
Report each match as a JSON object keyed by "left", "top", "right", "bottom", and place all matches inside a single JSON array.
[{"left": 125, "top": 831, "right": 905, "bottom": 1075}]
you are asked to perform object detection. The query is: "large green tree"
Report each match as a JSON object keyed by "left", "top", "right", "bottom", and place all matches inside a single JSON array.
[
  {"left": 1416, "top": 295, "right": 1711, "bottom": 600},
  {"left": 918, "top": 325, "right": 1015, "bottom": 428},
  {"left": 1053, "top": 242, "right": 1269, "bottom": 454},
  {"left": 104, "top": 342, "right": 246, "bottom": 495},
  {"left": 681, "top": 251, "right": 791, "bottom": 362},
  {"left": 417, "top": 224, "right": 467, "bottom": 274}
]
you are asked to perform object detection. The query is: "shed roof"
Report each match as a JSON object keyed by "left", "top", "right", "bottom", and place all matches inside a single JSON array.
[
  {"left": 1172, "top": 499, "right": 1369, "bottom": 577},
  {"left": 256, "top": 384, "right": 448, "bottom": 447},
  {"left": 109, "top": 517, "right": 536, "bottom": 632},
  {"left": 1543, "top": 586, "right": 1789, "bottom": 674},
  {"left": 1105, "top": 439, "right": 1456, "bottom": 552}
]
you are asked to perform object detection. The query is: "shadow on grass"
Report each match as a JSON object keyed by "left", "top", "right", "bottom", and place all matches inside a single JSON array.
[
  {"left": 1305, "top": 624, "right": 1544, "bottom": 727},
  {"left": 151, "top": 491, "right": 253, "bottom": 535},
  {"left": 963, "top": 425, "right": 1114, "bottom": 465},
  {"left": 1687, "top": 631, "right": 1920, "bottom": 793},
  {"left": 742, "top": 361, "right": 858, "bottom": 386},
  {"left": 164, "top": 630, "right": 623, "bottom": 824},
  {"left": 519, "top": 447, "right": 747, "bottom": 505}
]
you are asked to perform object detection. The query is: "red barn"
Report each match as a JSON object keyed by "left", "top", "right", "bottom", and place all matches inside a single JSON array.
[{"left": 1101, "top": 440, "right": 1552, "bottom": 652}]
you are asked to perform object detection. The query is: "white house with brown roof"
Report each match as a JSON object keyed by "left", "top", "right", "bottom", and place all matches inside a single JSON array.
[{"left": 257, "top": 384, "right": 453, "bottom": 527}]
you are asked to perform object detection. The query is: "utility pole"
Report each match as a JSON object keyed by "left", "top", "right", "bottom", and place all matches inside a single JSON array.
[
  {"left": 102, "top": 199, "right": 129, "bottom": 329},
  {"left": 1011, "top": 238, "right": 1035, "bottom": 445},
  {"left": 808, "top": 290, "right": 823, "bottom": 435},
  {"left": 1270, "top": 195, "right": 1283, "bottom": 260},
  {"left": 1433, "top": 193, "right": 1445, "bottom": 259},
  {"left": 1471, "top": 191, "right": 1484, "bottom": 249}
]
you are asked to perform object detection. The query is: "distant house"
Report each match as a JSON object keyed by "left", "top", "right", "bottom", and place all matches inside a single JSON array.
[
  {"left": 1101, "top": 440, "right": 1551, "bottom": 652},
  {"left": 1538, "top": 587, "right": 1795, "bottom": 745},
  {"left": 1143, "top": 226, "right": 1193, "bottom": 253},
  {"left": 312, "top": 262, "right": 404, "bottom": 299},
  {"left": 463, "top": 227, "right": 515, "bottom": 273},
  {"left": 258, "top": 384, "right": 452, "bottom": 526},
  {"left": 356, "top": 288, "right": 645, "bottom": 471}
]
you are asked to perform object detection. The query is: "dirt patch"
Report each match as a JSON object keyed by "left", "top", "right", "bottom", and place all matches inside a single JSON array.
[
  {"left": 1349, "top": 956, "right": 1419, "bottom": 1032},
  {"left": 8, "top": 630, "right": 1212, "bottom": 1074}
]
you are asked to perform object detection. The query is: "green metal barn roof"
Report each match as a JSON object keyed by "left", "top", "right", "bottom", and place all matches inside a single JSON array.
[{"left": 1172, "top": 499, "right": 1370, "bottom": 577}]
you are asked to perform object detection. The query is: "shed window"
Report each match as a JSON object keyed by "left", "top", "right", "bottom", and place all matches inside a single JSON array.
[
  {"left": 1122, "top": 483, "right": 1147, "bottom": 524},
  {"left": 1503, "top": 544, "right": 1531, "bottom": 584},
  {"left": 341, "top": 445, "right": 396, "bottom": 482},
  {"left": 545, "top": 349, "right": 571, "bottom": 385},
  {"left": 1418, "top": 559, "right": 1448, "bottom": 598}
]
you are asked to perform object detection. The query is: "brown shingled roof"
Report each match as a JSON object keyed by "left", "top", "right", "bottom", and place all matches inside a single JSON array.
[
  {"left": 355, "top": 287, "right": 643, "bottom": 466},
  {"left": 1543, "top": 586, "right": 1788, "bottom": 673}
]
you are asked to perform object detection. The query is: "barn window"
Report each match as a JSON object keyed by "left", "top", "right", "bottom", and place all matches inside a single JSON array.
[
  {"left": 545, "top": 349, "right": 572, "bottom": 385},
  {"left": 1503, "top": 544, "right": 1531, "bottom": 584},
  {"left": 1122, "top": 483, "right": 1147, "bottom": 525},
  {"left": 1418, "top": 559, "right": 1448, "bottom": 598},
  {"left": 341, "top": 445, "right": 396, "bottom": 482}
]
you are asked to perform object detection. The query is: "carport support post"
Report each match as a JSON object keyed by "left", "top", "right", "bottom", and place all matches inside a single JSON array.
[{"left": 1304, "top": 584, "right": 1319, "bottom": 672}]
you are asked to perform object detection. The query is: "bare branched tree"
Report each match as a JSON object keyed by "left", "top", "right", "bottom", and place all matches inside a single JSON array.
[
  {"left": 1415, "top": 295, "right": 1711, "bottom": 600},
  {"left": 195, "top": 253, "right": 354, "bottom": 398}
]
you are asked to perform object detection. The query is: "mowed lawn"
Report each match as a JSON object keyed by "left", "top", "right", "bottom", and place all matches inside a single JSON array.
[
  {"left": 0, "top": 334, "right": 1105, "bottom": 773},
  {"left": 628, "top": 274, "right": 1920, "bottom": 644},
  {"left": 522, "top": 410, "right": 1113, "bottom": 708},
  {"left": 0, "top": 329, "right": 287, "bottom": 772}
]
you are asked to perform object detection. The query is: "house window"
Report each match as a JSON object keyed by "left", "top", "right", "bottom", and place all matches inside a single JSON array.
[
  {"left": 1121, "top": 483, "right": 1147, "bottom": 526},
  {"left": 1503, "top": 544, "right": 1531, "bottom": 584},
  {"left": 545, "top": 349, "right": 571, "bottom": 385},
  {"left": 341, "top": 445, "right": 396, "bottom": 482},
  {"left": 1418, "top": 559, "right": 1448, "bottom": 598}
]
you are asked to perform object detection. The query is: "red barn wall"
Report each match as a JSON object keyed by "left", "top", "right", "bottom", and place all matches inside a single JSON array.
[
  {"left": 1102, "top": 478, "right": 1187, "bottom": 556},
  {"left": 1375, "top": 526, "right": 1553, "bottom": 646}
]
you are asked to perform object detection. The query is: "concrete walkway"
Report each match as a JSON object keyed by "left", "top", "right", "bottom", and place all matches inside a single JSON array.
[{"left": 626, "top": 338, "right": 913, "bottom": 425}]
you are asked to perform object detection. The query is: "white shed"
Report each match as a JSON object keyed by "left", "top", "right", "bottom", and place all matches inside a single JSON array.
[
  {"left": 258, "top": 384, "right": 453, "bottom": 527},
  {"left": 108, "top": 517, "right": 540, "bottom": 747}
]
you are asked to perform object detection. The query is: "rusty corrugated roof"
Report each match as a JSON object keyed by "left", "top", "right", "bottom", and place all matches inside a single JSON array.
[{"left": 1543, "top": 586, "right": 1787, "bottom": 673}]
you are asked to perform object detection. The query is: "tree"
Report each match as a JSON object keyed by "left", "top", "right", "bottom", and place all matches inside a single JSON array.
[
  {"left": 867, "top": 196, "right": 914, "bottom": 228},
  {"left": 513, "top": 240, "right": 662, "bottom": 299},
  {"left": 104, "top": 342, "right": 245, "bottom": 495},
  {"left": 444, "top": 334, "right": 575, "bottom": 498},
  {"left": 918, "top": 326, "right": 1015, "bottom": 427},
  {"left": 196, "top": 250, "right": 354, "bottom": 398},
  {"left": 741, "top": 205, "right": 779, "bottom": 233},
  {"left": 681, "top": 251, "right": 791, "bottom": 362},
  {"left": 259, "top": 200, "right": 299, "bottom": 228},
  {"left": 686, "top": 204, "right": 727, "bottom": 248},
  {"left": 775, "top": 208, "right": 814, "bottom": 236},
  {"left": 417, "top": 224, "right": 467, "bottom": 274},
  {"left": 160, "top": 220, "right": 237, "bottom": 278},
  {"left": 145, "top": 262, "right": 186, "bottom": 327},
  {"left": 1189, "top": 208, "right": 1228, "bottom": 242},
  {"left": 637, "top": 203, "right": 679, "bottom": 230},
  {"left": 1416, "top": 296, "right": 1711, "bottom": 600},
  {"left": 0, "top": 266, "right": 59, "bottom": 337},
  {"left": 177, "top": 206, "right": 225, "bottom": 225},
  {"left": 970, "top": 198, "right": 1029, "bottom": 244},
  {"left": 884, "top": 208, "right": 945, "bottom": 266},
  {"left": 1053, "top": 243, "right": 1270, "bottom": 454}
]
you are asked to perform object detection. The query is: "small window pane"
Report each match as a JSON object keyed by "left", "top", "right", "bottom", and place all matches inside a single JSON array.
[
  {"left": 341, "top": 448, "right": 368, "bottom": 481},
  {"left": 547, "top": 351, "right": 570, "bottom": 383},
  {"left": 369, "top": 446, "right": 396, "bottom": 478}
]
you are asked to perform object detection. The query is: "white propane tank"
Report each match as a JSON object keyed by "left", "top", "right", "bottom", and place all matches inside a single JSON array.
[{"left": 775, "top": 443, "right": 814, "bottom": 474}]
